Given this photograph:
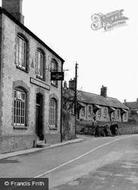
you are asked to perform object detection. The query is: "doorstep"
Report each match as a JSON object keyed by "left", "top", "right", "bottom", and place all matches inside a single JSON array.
[{"left": 0, "top": 138, "right": 84, "bottom": 160}]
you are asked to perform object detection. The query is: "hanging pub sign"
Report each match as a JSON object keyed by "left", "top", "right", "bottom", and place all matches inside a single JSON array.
[{"left": 51, "top": 72, "right": 64, "bottom": 81}]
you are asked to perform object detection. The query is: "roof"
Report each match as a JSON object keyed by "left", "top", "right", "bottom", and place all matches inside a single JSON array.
[
  {"left": 63, "top": 88, "right": 128, "bottom": 110},
  {"left": 124, "top": 101, "right": 138, "bottom": 110},
  {"left": 78, "top": 90, "right": 128, "bottom": 109},
  {"left": 0, "top": 7, "right": 65, "bottom": 63}
]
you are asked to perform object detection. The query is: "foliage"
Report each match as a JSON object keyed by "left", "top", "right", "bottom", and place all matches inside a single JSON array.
[{"left": 62, "top": 109, "right": 75, "bottom": 140}]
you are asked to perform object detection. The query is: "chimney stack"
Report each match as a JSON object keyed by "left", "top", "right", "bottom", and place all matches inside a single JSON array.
[
  {"left": 124, "top": 99, "right": 127, "bottom": 104},
  {"left": 69, "top": 78, "right": 75, "bottom": 90},
  {"left": 2, "top": 0, "right": 24, "bottom": 24},
  {"left": 100, "top": 85, "right": 107, "bottom": 98}
]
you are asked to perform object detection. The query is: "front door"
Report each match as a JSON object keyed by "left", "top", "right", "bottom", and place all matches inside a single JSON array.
[{"left": 36, "top": 93, "right": 44, "bottom": 140}]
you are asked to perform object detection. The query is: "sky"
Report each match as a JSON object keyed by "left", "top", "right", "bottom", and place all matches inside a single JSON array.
[{"left": 1, "top": 0, "right": 138, "bottom": 102}]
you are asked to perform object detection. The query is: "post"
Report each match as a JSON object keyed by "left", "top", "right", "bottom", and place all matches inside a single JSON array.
[
  {"left": 74, "top": 62, "right": 78, "bottom": 137},
  {"left": 60, "top": 63, "right": 64, "bottom": 142},
  {"left": 60, "top": 80, "right": 63, "bottom": 142}
]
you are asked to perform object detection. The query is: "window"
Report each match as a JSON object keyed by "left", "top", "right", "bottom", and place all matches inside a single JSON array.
[
  {"left": 49, "top": 98, "right": 57, "bottom": 129},
  {"left": 88, "top": 106, "right": 92, "bottom": 115},
  {"left": 123, "top": 112, "right": 127, "bottom": 121},
  {"left": 117, "top": 109, "right": 120, "bottom": 119},
  {"left": 97, "top": 109, "right": 101, "bottom": 118},
  {"left": 16, "top": 35, "right": 27, "bottom": 71},
  {"left": 14, "top": 88, "right": 27, "bottom": 126},
  {"left": 112, "top": 111, "right": 115, "bottom": 120},
  {"left": 103, "top": 107, "right": 108, "bottom": 118},
  {"left": 81, "top": 107, "right": 85, "bottom": 117},
  {"left": 51, "top": 59, "right": 58, "bottom": 86},
  {"left": 36, "top": 49, "right": 45, "bottom": 79}
]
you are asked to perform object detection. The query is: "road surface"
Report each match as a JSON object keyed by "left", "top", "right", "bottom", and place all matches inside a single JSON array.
[{"left": 0, "top": 134, "right": 138, "bottom": 189}]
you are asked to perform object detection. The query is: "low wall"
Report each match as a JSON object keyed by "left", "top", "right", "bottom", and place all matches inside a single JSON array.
[
  {"left": 119, "top": 123, "right": 138, "bottom": 135},
  {"left": 76, "top": 119, "right": 138, "bottom": 136},
  {"left": 76, "top": 120, "right": 93, "bottom": 133}
]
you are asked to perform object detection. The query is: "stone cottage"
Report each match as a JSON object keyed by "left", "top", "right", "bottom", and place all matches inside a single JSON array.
[
  {"left": 124, "top": 99, "right": 138, "bottom": 123},
  {"left": 63, "top": 80, "right": 129, "bottom": 129}
]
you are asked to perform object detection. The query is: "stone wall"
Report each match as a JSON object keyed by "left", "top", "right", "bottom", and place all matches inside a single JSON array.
[
  {"left": 0, "top": 134, "right": 35, "bottom": 153},
  {"left": 118, "top": 123, "right": 138, "bottom": 135}
]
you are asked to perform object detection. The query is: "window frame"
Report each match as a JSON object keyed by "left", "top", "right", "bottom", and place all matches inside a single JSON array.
[
  {"left": 97, "top": 108, "right": 102, "bottom": 119},
  {"left": 49, "top": 98, "right": 58, "bottom": 130},
  {"left": 88, "top": 105, "right": 92, "bottom": 115},
  {"left": 81, "top": 107, "right": 86, "bottom": 117},
  {"left": 117, "top": 109, "right": 120, "bottom": 119},
  {"left": 111, "top": 111, "right": 115, "bottom": 120},
  {"left": 123, "top": 112, "right": 128, "bottom": 121},
  {"left": 13, "top": 88, "right": 27, "bottom": 128},
  {"left": 103, "top": 107, "right": 108, "bottom": 118},
  {"left": 16, "top": 34, "right": 28, "bottom": 72},
  {"left": 36, "top": 49, "right": 45, "bottom": 80}
]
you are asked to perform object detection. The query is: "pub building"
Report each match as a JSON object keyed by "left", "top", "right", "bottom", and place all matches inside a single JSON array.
[{"left": 0, "top": 0, "right": 64, "bottom": 153}]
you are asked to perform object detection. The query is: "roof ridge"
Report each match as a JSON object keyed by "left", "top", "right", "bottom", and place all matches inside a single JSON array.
[{"left": 78, "top": 90, "right": 117, "bottom": 100}]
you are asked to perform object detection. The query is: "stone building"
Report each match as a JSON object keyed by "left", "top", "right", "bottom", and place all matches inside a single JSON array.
[
  {"left": 63, "top": 80, "right": 128, "bottom": 127},
  {"left": 77, "top": 88, "right": 128, "bottom": 124},
  {"left": 0, "top": 0, "right": 64, "bottom": 153},
  {"left": 124, "top": 99, "right": 138, "bottom": 123}
]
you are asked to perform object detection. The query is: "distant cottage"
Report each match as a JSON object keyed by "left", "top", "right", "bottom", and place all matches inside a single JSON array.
[
  {"left": 63, "top": 79, "right": 129, "bottom": 128},
  {"left": 124, "top": 99, "right": 138, "bottom": 123}
]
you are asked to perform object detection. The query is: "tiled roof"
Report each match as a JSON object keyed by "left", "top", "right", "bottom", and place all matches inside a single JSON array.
[
  {"left": 63, "top": 88, "right": 128, "bottom": 110},
  {"left": 124, "top": 102, "right": 138, "bottom": 109},
  {"left": 78, "top": 90, "right": 128, "bottom": 109}
]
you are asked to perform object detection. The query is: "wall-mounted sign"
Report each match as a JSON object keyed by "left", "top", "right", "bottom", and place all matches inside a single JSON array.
[{"left": 51, "top": 72, "right": 64, "bottom": 81}]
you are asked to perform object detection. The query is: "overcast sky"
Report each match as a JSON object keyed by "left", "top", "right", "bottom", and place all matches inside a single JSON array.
[{"left": 1, "top": 0, "right": 138, "bottom": 102}]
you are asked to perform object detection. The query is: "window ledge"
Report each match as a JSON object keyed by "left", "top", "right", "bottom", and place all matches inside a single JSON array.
[
  {"left": 49, "top": 125, "right": 57, "bottom": 130},
  {"left": 16, "top": 65, "right": 28, "bottom": 73},
  {"left": 13, "top": 126, "right": 28, "bottom": 130},
  {"left": 51, "top": 83, "right": 58, "bottom": 88},
  {"left": 36, "top": 75, "right": 45, "bottom": 81},
  {"left": 49, "top": 128, "right": 57, "bottom": 131}
]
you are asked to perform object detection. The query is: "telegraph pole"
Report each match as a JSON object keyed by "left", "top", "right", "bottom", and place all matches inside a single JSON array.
[{"left": 74, "top": 62, "right": 78, "bottom": 137}]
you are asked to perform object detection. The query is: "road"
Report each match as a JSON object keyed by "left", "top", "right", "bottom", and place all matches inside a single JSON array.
[{"left": 0, "top": 134, "right": 138, "bottom": 189}]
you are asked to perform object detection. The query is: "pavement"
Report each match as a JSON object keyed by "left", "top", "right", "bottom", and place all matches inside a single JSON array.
[{"left": 0, "top": 137, "right": 84, "bottom": 160}]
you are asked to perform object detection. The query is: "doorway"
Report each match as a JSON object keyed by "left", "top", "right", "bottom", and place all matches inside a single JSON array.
[{"left": 36, "top": 93, "right": 44, "bottom": 140}]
